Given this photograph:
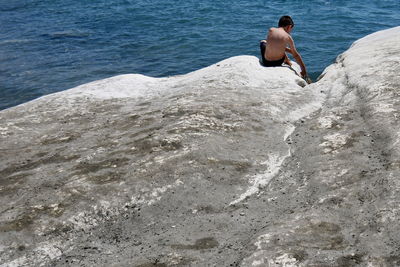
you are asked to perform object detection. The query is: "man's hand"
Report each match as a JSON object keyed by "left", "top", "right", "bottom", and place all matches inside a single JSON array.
[
  {"left": 301, "top": 72, "right": 312, "bottom": 84},
  {"left": 284, "top": 56, "right": 292, "bottom": 66}
]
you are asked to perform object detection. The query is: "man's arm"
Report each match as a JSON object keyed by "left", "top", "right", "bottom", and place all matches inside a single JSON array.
[{"left": 287, "top": 36, "right": 307, "bottom": 77}]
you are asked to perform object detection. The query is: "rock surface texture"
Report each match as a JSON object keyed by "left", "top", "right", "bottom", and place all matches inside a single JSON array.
[{"left": 0, "top": 27, "right": 399, "bottom": 266}]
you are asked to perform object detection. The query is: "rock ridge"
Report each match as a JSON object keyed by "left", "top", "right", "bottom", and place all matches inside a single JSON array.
[{"left": 0, "top": 26, "right": 399, "bottom": 266}]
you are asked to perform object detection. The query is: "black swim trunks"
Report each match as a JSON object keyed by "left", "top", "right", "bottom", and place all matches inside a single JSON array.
[{"left": 260, "top": 41, "right": 285, "bottom": 67}]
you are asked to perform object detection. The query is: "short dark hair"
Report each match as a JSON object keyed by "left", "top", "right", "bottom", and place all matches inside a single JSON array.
[{"left": 278, "top": 15, "right": 294, "bottom": 27}]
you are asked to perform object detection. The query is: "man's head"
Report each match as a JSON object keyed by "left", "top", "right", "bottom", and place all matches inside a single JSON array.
[{"left": 278, "top": 15, "right": 294, "bottom": 33}]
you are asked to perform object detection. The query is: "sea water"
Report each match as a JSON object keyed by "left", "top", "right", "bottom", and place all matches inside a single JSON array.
[{"left": 0, "top": 0, "right": 399, "bottom": 110}]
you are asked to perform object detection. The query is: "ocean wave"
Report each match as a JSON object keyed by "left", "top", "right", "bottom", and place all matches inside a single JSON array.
[
  {"left": 0, "top": 39, "right": 33, "bottom": 45},
  {"left": 0, "top": 1, "right": 32, "bottom": 12},
  {"left": 43, "top": 31, "right": 90, "bottom": 39}
]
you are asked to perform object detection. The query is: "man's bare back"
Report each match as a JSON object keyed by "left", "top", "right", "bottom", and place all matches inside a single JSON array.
[
  {"left": 264, "top": 27, "right": 290, "bottom": 61},
  {"left": 260, "top": 16, "right": 308, "bottom": 78}
]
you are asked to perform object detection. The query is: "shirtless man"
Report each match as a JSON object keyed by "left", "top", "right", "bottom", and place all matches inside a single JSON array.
[{"left": 260, "top": 16, "right": 308, "bottom": 79}]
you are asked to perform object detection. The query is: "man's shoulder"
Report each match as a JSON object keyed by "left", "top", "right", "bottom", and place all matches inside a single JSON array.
[
  {"left": 281, "top": 30, "right": 292, "bottom": 41},
  {"left": 285, "top": 33, "right": 294, "bottom": 42}
]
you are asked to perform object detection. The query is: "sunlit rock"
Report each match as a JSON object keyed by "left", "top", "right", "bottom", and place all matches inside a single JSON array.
[{"left": 0, "top": 27, "right": 399, "bottom": 266}]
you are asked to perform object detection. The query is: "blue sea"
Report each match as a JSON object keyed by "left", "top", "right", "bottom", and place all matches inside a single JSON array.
[{"left": 1, "top": 0, "right": 399, "bottom": 110}]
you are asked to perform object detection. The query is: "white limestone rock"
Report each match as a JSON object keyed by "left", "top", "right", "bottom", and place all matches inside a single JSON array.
[
  {"left": 1, "top": 27, "right": 400, "bottom": 267},
  {"left": 243, "top": 26, "right": 400, "bottom": 267},
  {"left": 0, "top": 54, "right": 322, "bottom": 266}
]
